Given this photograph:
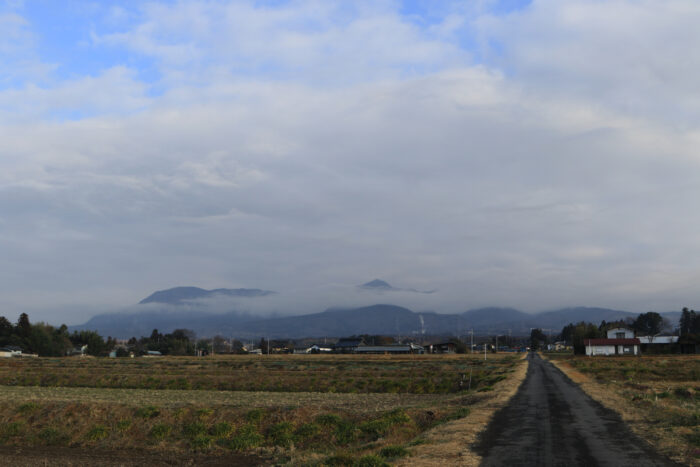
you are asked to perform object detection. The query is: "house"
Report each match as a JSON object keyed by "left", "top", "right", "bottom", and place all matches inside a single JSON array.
[
  {"left": 604, "top": 327, "right": 678, "bottom": 354},
  {"left": 294, "top": 344, "right": 332, "bottom": 354},
  {"left": 428, "top": 342, "right": 457, "bottom": 354},
  {"left": 68, "top": 345, "right": 88, "bottom": 356},
  {"left": 582, "top": 327, "right": 640, "bottom": 356},
  {"left": 548, "top": 341, "right": 569, "bottom": 351},
  {"left": 354, "top": 343, "right": 425, "bottom": 355},
  {"left": 0, "top": 346, "right": 22, "bottom": 358},
  {"left": 333, "top": 338, "right": 364, "bottom": 354},
  {"left": 584, "top": 338, "right": 640, "bottom": 356},
  {"left": 637, "top": 335, "right": 679, "bottom": 353},
  {"left": 637, "top": 336, "right": 679, "bottom": 344},
  {"left": 607, "top": 328, "right": 634, "bottom": 339}
]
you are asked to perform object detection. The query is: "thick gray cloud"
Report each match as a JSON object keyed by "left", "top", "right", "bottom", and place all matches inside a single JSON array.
[{"left": 1, "top": 1, "right": 700, "bottom": 324}]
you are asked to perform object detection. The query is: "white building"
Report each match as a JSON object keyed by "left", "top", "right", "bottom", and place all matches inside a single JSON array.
[
  {"left": 607, "top": 328, "right": 634, "bottom": 339},
  {"left": 0, "top": 347, "right": 22, "bottom": 358},
  {"left": 637, "top": 335, "right": 679, "bottom": 344},
  {"left": 584, "top": 337, "right": 640, "bottom": 356}
]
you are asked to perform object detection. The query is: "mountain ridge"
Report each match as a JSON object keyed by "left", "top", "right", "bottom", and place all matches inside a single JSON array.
[{"left": 71, "top": 300, "right": 682, "bottom": 340}]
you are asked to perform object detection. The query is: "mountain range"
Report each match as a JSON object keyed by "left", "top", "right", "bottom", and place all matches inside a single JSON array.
[{"left": 72, "top": 285, "right": 681, "bottom": 339}]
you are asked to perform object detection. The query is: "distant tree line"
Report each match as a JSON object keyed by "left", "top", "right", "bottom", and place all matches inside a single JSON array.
[
  {"left": 0, "top": 313, "right": 116, "bottom": 357},
  {"left": 4, "top": 307, "right": 699, "bottom": 357}
]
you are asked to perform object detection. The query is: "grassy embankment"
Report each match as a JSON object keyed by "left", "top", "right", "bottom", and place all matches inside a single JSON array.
[
  {"left": 546, "top": 353, "right": 700, "bottom": 466},
  {"left": 0, "top": 353, "right": 527, "bottom": 466}
]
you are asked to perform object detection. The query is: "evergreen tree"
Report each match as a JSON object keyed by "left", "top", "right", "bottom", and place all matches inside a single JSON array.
[{"left": 632, "top": 312, "right": 664, "bottom": 340}]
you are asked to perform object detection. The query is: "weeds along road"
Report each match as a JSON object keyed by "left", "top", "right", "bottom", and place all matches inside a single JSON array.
[{"left": 474, "top": 353, "right": 682, "bottom": 467}]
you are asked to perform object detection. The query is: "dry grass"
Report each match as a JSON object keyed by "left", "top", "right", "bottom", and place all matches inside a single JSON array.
[
  {"left": 0, "top": 385, "right": 457, "bottom": 412},
  {"left": 0, "top": 354, "right": 515, "bottom": 394},
  {"left": 547, "top": 354, "right": 700, "bottom": 466},
  {"left": 395, "top": 353, "right": 529, "bottom": 467},
  {"left": 0, "top": 353, "right": 525, "bottom": 465}
]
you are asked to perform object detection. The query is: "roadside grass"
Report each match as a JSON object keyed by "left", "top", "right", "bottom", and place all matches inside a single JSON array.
[
  {"left": 547, "top": 354, "right": 700, "bottom": 466},
  {"left": 0, "top": 353, "right": 523, "bottom": 463},
  {"left": 394, "top": 352, "right": 529, "bottom": 467}
]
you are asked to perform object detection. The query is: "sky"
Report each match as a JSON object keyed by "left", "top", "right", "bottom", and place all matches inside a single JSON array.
[{"left": 1, "top": 0, "right": 700, "bottom": 324}]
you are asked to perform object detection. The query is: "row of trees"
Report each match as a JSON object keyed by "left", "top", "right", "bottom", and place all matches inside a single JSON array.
[
  {"left": 130, "top": 329, "right": 249, "bottom": 355},
  {"left": 4, "top": 307, "right": 699, "bottom": 358},
  {"left": 0, "top": 313, "right": 115, "bottom": 357},
  {"left": 0, "top": 313, "right": 259, "bottom": 357}
]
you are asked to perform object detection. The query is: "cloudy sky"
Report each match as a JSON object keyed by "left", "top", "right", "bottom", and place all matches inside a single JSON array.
[{"left": 1, "top": 0, "right": 699, "bottom": 324}]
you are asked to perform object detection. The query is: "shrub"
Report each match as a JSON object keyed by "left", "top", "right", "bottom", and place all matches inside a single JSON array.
[
  {"left": 267, "top": 421, "right": 295, "bottom": 447},
  {"left": 359, "top": 419, "right": 390, "bottom": 439},
  {"left": 182, "top": 422, "right": 207, "bottom": 439},
  {"left": 379, "top": 445, "right": 409, "bottom": 459},
  {"left": 295, "top": 422, "right": 320, "bottom": 441},
  {"left": 150, "top": 423, "right": 172, "bottom": 441},
  {"left": 360, "top": 409, "right": 412, "bottom": 439},
  {"left": 210, "top": 422, "right": 234, "bottom": 438},
  {"left": 446, "top": 407, "right": 471, "bottom": 421},
  {"left": 225, "top": 424, "right": 263, "bottom": 451},
  {"left": 335, "top": 421, "right": 359, "bottom": 445},
  {"left": 245, "top": 408, "right": 265, "bottom": 424},
  {"left": 86, "top": 424, "right": 109, "bottom": 441},
  {"left": 384, "top": 409, "right": 411, "bottom": 425},
  {"left": 190, "top": 434, "right": 212, "bottom": 452},
  {"left": 17, "top": 402, "right": 40, "bottom": 414},
  {"left": 38, "top": 428, "right": 67, "bottom": 446},
  {"left": 674, "top": 387, "right": 692, "bottom": 399},
  {"left": 1, "top": 421, "right": 24, "bottom": 438},
  {"left": 135, "top": 405, "right": 160, "bottom": 419},
  {"left": 116, "top": 419, "right": 132, "bottom": 432},
  {"left": 316, "top": 413, "right": 342, "bottom": 426}
]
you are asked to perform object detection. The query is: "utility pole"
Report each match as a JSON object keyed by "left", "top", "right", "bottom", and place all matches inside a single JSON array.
[{"left": 470, "top": 329, "right": 474, "bottom": 354}]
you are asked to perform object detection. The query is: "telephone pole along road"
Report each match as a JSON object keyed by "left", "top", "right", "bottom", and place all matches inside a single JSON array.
[{"left": 474, "top": 353, "right": 682, "bottom": 467}]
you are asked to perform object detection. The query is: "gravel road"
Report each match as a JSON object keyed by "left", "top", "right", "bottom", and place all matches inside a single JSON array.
[{"left": 474, "top": 353, "right": 682, "bottom": 467}]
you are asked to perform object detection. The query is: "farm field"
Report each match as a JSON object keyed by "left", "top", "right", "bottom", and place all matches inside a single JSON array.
[
  {"left": 0, "top": 353, "right": 525, "bottom": 466},
  {"left": 547, "top": 354, "right": 700, "bottom": 466},
  {"left": 0, "top": 354, "right": 512, "bottom": 393}
]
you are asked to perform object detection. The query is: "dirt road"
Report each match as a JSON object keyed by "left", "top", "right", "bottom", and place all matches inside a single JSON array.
[{"left": 474, "top": 353, "right": 682, "bottom": 467}]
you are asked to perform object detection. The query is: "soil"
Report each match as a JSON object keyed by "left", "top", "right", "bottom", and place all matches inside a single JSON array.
[
  {"left": 0, "top": 446, "right": 271, "bottom": 466},
  {"left": 474, "top": 353, "right": 683, "bottom": 467}
]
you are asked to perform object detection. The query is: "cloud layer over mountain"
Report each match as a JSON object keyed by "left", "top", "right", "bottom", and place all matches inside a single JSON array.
[{"left": 1, "top": 1, "right": 699, "bottom": 323}]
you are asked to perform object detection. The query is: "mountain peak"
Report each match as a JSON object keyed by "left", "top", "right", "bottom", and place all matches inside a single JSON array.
[
  {"left": 139, "top": 286, "right": 274, "bottom": 305},
  {"left": 360, "top": 279, "right": 393, "bottom": 289}
]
